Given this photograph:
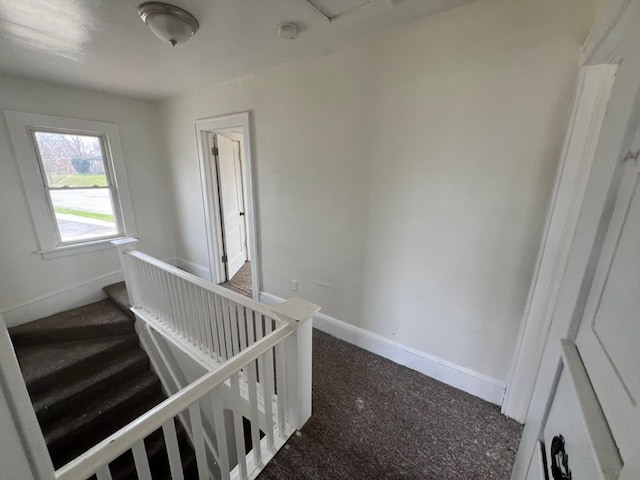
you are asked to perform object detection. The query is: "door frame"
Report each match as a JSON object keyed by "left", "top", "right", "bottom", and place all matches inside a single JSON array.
[
  {"left": 195, "top": 112, "right": 260, "bottom": 300},
  {"left": 502, "top": 65, "right": 617, "bottom": 422}
]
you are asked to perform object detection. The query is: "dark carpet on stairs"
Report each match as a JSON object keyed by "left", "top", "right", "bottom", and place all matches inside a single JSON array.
[
  {"left": 258, "top": 330, "right": 522, "bottom": 480},
  {"left": 9, "top": 283, "right": 197, "bottom": 479}
]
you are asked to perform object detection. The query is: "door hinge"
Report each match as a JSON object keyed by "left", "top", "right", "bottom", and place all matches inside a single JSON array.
[
  {"left": 212, "top": 146, "right": 219, "bottom": 156},
  {"left": 221, "top": 254, "right": 227, "bottom": 263}
]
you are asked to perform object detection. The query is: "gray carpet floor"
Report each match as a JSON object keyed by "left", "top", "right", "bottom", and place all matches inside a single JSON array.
[
  {"left": 258, "top": 330, "right": 522, "bottom": 480},
  {"left": 221, "top": 261, "right": 252, "bottom": 297}
]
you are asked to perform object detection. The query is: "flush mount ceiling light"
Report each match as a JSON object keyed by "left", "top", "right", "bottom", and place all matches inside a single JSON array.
[
  {"left": 278, "top": 23, "right": 299, "bottom": 40},
  {"left": 137, "top": 2, "right": 199, "bottom": 46}
]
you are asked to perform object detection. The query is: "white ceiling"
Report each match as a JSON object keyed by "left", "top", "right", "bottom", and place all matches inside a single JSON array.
[{"left": 0, "top": 0, "right": 473, "bottom": 100}]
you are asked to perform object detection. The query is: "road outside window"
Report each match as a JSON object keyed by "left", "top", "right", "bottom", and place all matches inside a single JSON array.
[{"left": 32, "top": 132, "right": 120, "bottom": 243}]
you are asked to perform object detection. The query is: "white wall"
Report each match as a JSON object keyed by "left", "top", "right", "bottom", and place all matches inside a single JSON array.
[
  {"left": 160, "top": 0, "right": 597, "bottom": 383},
  {"left": 0, "top": 74, "right": 177, "bottom": 324}
]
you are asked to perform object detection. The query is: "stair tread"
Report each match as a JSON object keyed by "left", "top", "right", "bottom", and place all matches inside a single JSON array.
[
  {"left": 9, "top": 299, "right": 133, "bottom": 345},
  {"left": 33, "top": 348, "right": 150, "bottom": 424},
  {"left": 54, "top": 391, "right": 169, "bottom": 469},
  {"left": 15, "top": 334, "right": 139, "bottom": 392},
  {"left": 111, "top": 422, "right": 196, "bottom": 480},
  {"left": 12, "top": 286, "right": 200, "bottom": 478},
  {"left": 45, "top": 370, "right": 162, "bottom": 452},
  {"left": 103, "top": 282, "right": 133, "bottom": 319}
]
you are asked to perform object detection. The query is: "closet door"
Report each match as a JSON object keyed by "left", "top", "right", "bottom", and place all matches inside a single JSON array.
[{"left": 575, "top": 155, "right": 640, "bottom": 463}]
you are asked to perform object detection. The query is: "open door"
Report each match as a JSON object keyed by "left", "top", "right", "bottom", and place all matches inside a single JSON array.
[{"left": 215, "top": 133, "right": 248, "bottom": 280}]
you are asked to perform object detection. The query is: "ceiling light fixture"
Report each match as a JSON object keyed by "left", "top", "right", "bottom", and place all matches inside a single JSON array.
[{"left": 137, "top": 2, "right": 199, "bottom": 46}]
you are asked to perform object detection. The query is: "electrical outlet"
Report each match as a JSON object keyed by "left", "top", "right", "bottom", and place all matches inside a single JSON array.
[{"left": 290, "top": 279, "right": 298, "bottom": 292}]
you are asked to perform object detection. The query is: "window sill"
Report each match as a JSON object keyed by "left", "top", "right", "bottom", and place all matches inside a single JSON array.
[{"left": 38, "top": 235, "right": 138, "bottom": 260}]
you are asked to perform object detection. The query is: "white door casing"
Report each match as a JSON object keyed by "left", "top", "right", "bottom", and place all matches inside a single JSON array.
[
  {"left": 195, "top": 112, "right": 260, "bottom": 298},
  {"left": 216, "top": 134, "right": 248, "bottom": 280},
  {"left": 575, "top": 153, "right": 640, "bottom": 462},
  {"left": 503, "top": 65, "right": 616, "bottom": 422}
]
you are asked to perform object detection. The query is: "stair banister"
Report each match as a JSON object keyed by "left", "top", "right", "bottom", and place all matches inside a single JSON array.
[
  {"left": 55, "top": 325, "right": 292, "bottom": 480},
  {"left": 112, "top": 236, "right": 318, "bottom": 429},
  {"left": 0, "top": 313, "right": 56, "bottom": 480},
  {"left": 108, "top": 238, "right": 320, "bottom": 478}
]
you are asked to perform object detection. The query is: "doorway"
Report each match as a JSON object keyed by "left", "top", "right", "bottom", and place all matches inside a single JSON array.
[{"left": 195, "top": 112, "right": 259, "bottom": 300}]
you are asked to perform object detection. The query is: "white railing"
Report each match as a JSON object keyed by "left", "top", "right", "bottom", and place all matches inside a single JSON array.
[
  {"left": 54, "top": 238, "right": 319, "bottom": 480},
  {"left": 124, "top": 249, "right": 282, "bottom": 363}
]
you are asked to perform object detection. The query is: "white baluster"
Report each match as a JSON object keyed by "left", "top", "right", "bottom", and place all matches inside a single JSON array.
[
  {"left": 162, "top": 419, "right": 185, "bottom": 480},
  {"left": 134, "top": 258, "right": 149, "bottom": 312},
  {"left": 221, "top": 298, "right": 234, "bottom": 358},
  {"left": 213, "top": 293, "right": 227, "bottom": 360},
  {"left": 229, "top": 301, "right": 240, "bottom": 357},
  {"left": 212, "top": 390, "right": 231, "bottom": 480},
  {"left": 186, "top": 283, "right": 200, "bottom": 347},
  {"left": 190, "top": 283, "right": 204, "bottom": 350},
  {"left": 188, "top": 402, "right": 209, "bottom": 480},
  {"left": 131, "top": 440, "right": 152, "bottom": 480},
  {"left": 158, "top": 270, "right": 174, "bottom": 330},
  {"left": 199, "top": 287, "right": 214, "bottom": 357},
  {"left": 207, "top": 291, "right": 222, "bottom": 360},
  {"left": 96, "top": 465, "right": 113, "bottom": 480},
  {"left": 246, "top": 357, "right": 262, "bottom": 467},
  {"left": 237, "top": 304, "right": 248, "bottom": 353},
  {"left": 275, "top": 341, "right": 287, "bottom": 438},
  {"left": 196, "top": 286, "right": 209, "bottom": 352},
  {"left": 179, "top": 279, "right": 194, "bottom": 343},
  {"left": 176, "top": 278, "right": 190, "bottom": 340},
  {"left": 260, "top": 349, "right": 275, "bottom": 451},
  {"left": 231, "top": 373, "right": 248, "bottom": 479}
]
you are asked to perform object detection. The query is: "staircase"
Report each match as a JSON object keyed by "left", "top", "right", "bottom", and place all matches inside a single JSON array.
[{"left": 9, "top": 282, "right": 198, "bottom": 479}]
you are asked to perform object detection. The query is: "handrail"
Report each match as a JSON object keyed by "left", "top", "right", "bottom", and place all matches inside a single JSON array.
[
  {"left": 55, "top": 324, "right": 293, "bottom": 480},
  {"left": 126, "top": 250, "right": 276, "bottom": 319}
]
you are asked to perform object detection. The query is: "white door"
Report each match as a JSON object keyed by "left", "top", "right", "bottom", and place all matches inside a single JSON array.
[
  {"left": 575, "top": 153, "right": 640, "bottom": 465},
  {"left": 216, "top": 134, "right": 247, "bottom": 280}
]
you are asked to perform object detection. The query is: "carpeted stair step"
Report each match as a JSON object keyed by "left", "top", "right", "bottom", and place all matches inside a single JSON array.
[
  {"left": 53, "top": 390, "right": 167, "bottom": 469},
  {"left": 108, "top": 423, "right": 198, "bottom": 480},
  {"left": 59, "top": 407, "right": 198, "bottom": 479},
  {"left": 15, "top": 334, "right": 140, "bottom": 396},
  {"left": 46, "top": 370, "right": 163, "bottom": 465},
  {"left": 9, "top": 299, "right": 134, "bottom": 346},
  {"left": 147, "top": 430, "right": 198, "bottom": 480},
  {"left": 32, "top": 348, "right": 150, "bottom": 427},
  {"left": 10, "top": 287, "right": 200, "bottom": 478},
  {"left": 103, "top": 282, "right": 134, "bottom": 319}
]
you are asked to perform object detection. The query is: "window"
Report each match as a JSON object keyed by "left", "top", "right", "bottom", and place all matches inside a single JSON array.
[{"left": 5, "top": 112, "right": 136, "bottom": 259}]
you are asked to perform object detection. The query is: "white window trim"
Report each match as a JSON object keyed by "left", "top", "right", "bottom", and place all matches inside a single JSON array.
[{"left": 4, "top": 111, "right": 137, "bottom": 259}]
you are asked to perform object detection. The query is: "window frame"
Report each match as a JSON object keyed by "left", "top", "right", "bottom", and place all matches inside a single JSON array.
[{"left": 5, "top": 111, "right": 137, "bottom": 259}]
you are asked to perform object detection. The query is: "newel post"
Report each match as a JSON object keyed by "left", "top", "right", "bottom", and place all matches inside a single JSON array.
[
  {"left": 111, "top": 237, "right": 140, "bottom": 308},
  {"left": 273, "top": 297, "right": 320, "bottom": 430}
]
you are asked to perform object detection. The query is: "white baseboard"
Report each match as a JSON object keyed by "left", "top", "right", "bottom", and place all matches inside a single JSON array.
[
  {"left": 260, "top": 291, "right": 506, "bottom": 405},
  {"left": 2, "top": 271, "right": 124, "bottom": 328},
  {"left": 2, "top": 256, "right": 179, "bottom": 328},
  {"left": 176, "top": 257, "right": 211, "bottom": 281}
]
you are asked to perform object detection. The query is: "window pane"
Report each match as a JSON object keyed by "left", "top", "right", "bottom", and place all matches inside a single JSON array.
[
  {"left": 33, "top": 132, "right": 109, "bottom": 187},
  {"left": 50, "top": 189, "right": 118, "bottom": 242}
]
